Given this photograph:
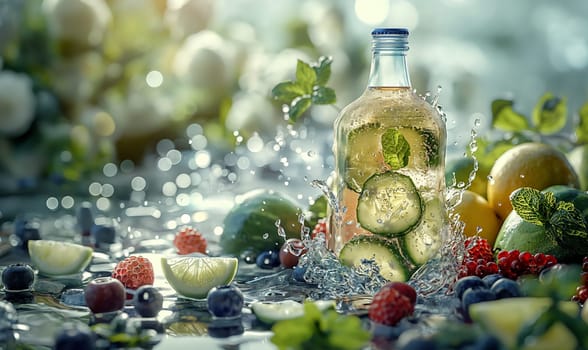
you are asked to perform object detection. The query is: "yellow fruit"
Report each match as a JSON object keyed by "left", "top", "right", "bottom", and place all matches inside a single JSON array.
[
  {"left": 470, "top": 297, "right": 579, "bottom": 350},
  {"left": 486, "top": 142, "right": 579, "bottom": 220},
  {"left": 453, "top": 190, "right": 501, "bottom": 246},
  {"left": 445, "top": 157, "right": 490, "bottom": 198}
]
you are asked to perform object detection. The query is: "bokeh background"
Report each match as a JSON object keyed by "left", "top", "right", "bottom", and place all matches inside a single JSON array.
[{"left": 1, "top": 0, "right": 588, "bottom": 201}]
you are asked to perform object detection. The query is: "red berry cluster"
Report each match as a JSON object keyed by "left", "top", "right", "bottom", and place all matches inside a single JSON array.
[
  {"left": 458, "top": 237, "right": 557, "bottom": 280},
  {"left": 496, "top": 250, "right": 557, "bottom": 280},
  {"left": 368, "top": 282, "right": 416, "bottom": 326},
  {"left": 311, "top": 219, "right": 328, "bottom": 240},
  {"left": 572, "top": 257, "right": 588, "bottom": 304},
  {"left": 112, "top": 256, "right": 154, "bottom": 291},
  {"left": 173, "top": 227, "right": 207, "bottom": 255},
  {"left": 458, "top": 237, "right": 498, "bottom": 278}
]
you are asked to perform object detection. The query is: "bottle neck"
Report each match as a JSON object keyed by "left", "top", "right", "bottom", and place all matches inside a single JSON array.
[{"left": 367, "top": 30, "right": 411, "bottom": 88}]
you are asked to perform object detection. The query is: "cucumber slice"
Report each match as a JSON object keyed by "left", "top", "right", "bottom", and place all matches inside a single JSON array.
[
  {"left": 402, "top": 198, "right": 446, "bottom": 265},
  {"left": 339, "top": 235, "right": 410, "bottom": 282},
  {"left": 357, "top": 171, "right": 422, "bottom": 236},
  {"left": 251, "top": 300, "right": 335, "bottom": 325},
  {"left": 344, "top": 123, "right": 386, "bottom": 192}
]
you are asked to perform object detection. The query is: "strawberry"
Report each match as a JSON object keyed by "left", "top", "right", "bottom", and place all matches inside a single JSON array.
[
  {"left": 173, "top": 227, "right": 207, "bottom": 255},
  {"left": 311, "top": 219, "right": 328, "bottom": 240},
  {"left": 368, "top": 283, "right": 415, "bottom": 326},
  {"left": 112, "top": 256, "right": 154, "bottom": 291}
]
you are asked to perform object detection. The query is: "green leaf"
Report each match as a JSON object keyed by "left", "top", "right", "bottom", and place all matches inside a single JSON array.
[
  {"left": 272, "top": 81, "right": 307, "bottom": 104},
  {"left": 314, "top": 56, "right": 332, "bottom": 86},
  {"left": 510, "top": 187, "right": 550, "bottom": 225},
  {"left": 532, "top": 93, "right": 567, "bottom": 134},
  {"left": 381, "top": 129, "right": 410, "bottom": 170},
  {"left": 491, "top": 99, "right": 529, "bottom": 132},
  {"left": 575, "top": 101, "right": 588, "bottom": 144},
  {"left": 288, "top": 96, "right": 312, "bottom": 122},
  {"left": 312, "top": 86, "right": 336, "bottom": 105},
  {"left": 296, "top": 60, "right": 316, "bottom": 90}
]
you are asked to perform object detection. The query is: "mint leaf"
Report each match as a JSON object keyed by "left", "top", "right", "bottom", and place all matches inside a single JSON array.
[
  {"left": 289, "top": 96, "right": 312, "bottom": 121},
  {"left": 314, "top": 56, "right": 332, "bottom": 86},
  {"left": 575, "top": 101, "right": 588, "bottom": 144},
  {"left": 296, "top": 60, "right": 316, "bottom": 90},
  {"left": 271, "top": 56, "right": 336, "bottom": 123},
  {"left": 381, "top": 129, "right": 410, "bottom": 170},
  {"left": 510, "top": 187, "right": 551, "bottom": 225},
  {"left": 312, "top": 86, "right": 336, "bottom": 105},
  {"left": 272, "top": 81, "right": 307, "bottom": 104},
  {"left": 491, "top": 99, "right": 529, "bottom": 132},
  {"left": 532, "top": 93, "right": 567, "bottom": 135}
]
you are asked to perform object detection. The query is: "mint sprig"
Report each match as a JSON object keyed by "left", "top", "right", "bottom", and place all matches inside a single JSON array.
[
  {"left": 270, "top": 301, "right": 371, "bottom": 350},
  {"left": 510, "top": 187, "right": 588, "bottom": 248},
  {"left": 381, "top": 129, "right": 410, "bottom": 170},
  {"left": 271, "top": 56, "right": 336, "bottom": 122}
]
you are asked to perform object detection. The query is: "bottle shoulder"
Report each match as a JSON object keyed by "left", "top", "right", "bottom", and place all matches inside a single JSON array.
[{"left": 335, "top": 87, "right": 445, "bottom": 128}]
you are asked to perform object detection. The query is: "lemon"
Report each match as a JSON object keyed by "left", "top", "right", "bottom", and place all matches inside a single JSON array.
[
  {"left": 28, "top": 240, "right": 93, "bottom": 276},
  {"left": 161, "top": 256, "right": 238, "bottom": 299},
  {"left": 453, "top": 190, "right": 501, "bottom": 246},
  {"left": 251, "top": 300, "right": 335, "bottom": 324},
  {"left": 469, "top": 297, "right": 579, "bottom": 350},
  {"left": 487, "top": 142, "right": 579, "bottom": 220}
]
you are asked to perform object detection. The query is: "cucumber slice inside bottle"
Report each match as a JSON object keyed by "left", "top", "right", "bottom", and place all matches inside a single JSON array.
[
  {"left": 339, "top": 235, "right": 410, "bottom": 282},
  {"left": 356, "top": 171, "right": 423, "bottom": 236},
  {"left": 402, "top": 198, "right": 445, "bottom": 265},
  {"left": 344, "top": 123, "right": 386, "bottom": 192}
]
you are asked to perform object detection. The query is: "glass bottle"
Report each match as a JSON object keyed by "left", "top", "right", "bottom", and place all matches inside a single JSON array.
[{"left": 329, "top": 28, "right": 448, "bottom": 281}]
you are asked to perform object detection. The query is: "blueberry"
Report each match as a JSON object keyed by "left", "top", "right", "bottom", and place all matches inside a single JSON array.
[
  {"left": 482, "top": 273, "right": 503, "bottom": 288},
  {"left": 256, "top": 250, "right": 280, "bottom": 269},
  {"left": 454, "top": 276, "right": 486, "bottom": 299},
  {"left": 292, "top": 265, "right": 307, "bottom": 282},
  {"left": 53, "top": 323, "right": 96, "bottom": 350},
  {"left": 471, "top": 334, "right": 502, "bottom": 350},
  {"left": 207, "top": 285, "right": 244, "bottom": 318},
  {"left": 461, "top": 288, "right": 496, "bottom": 321},
  {"left": 240, "top": 249, "right": 257, "bottom": 264},
  {"left": 1, "top": 263, "right": 35, "bottom": 291},
  {"left": 133, "top": 285, "right": 163, "bottom": 318},
  {"left": 490, "top": 278, "right": 521, "bottom": 299}
]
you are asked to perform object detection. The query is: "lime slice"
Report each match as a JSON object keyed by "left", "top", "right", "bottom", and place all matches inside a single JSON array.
[
  {"left": 251, "top": 300, "right": 335, "bottom": 324},
  {"left": 357, "top": 171, "right": 423, "bottom": 236},
  {"left": 161, "top": 256, "right": 238, "bottom": 299},
  {"left": 28, "top": 240, "right": 93, "bottom": 276}
]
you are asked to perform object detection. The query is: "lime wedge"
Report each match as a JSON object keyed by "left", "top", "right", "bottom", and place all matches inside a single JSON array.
[
  {"left": 251, "top": 300, "right": 335, "bottom": 324},
  {"left": 28, "top": 240, "right": 93, "bottom": 276},
  {"left": 161, "top": 256, "right": 238, "bottom": 299}
]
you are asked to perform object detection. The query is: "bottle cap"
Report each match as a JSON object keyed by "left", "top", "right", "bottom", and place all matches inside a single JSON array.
[{"left": 371, "top": 28, "right": 409, "bottom": 36}]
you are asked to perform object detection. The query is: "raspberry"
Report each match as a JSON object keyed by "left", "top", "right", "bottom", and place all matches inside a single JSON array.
[
  {"left": 112, "top": 256, "right": 154, "bottom": 291},
  {"left": 368, "top": 283, "right": 414, "bottom": 326},
  {"left": 173, "top": 227, "right": 207, "bottom": 255},
  {"left": 311, "top": 219, "right": 328, "bottom": 240},
  {"left": 386, "top": 282, "right": 417, "bottom": 305}
]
